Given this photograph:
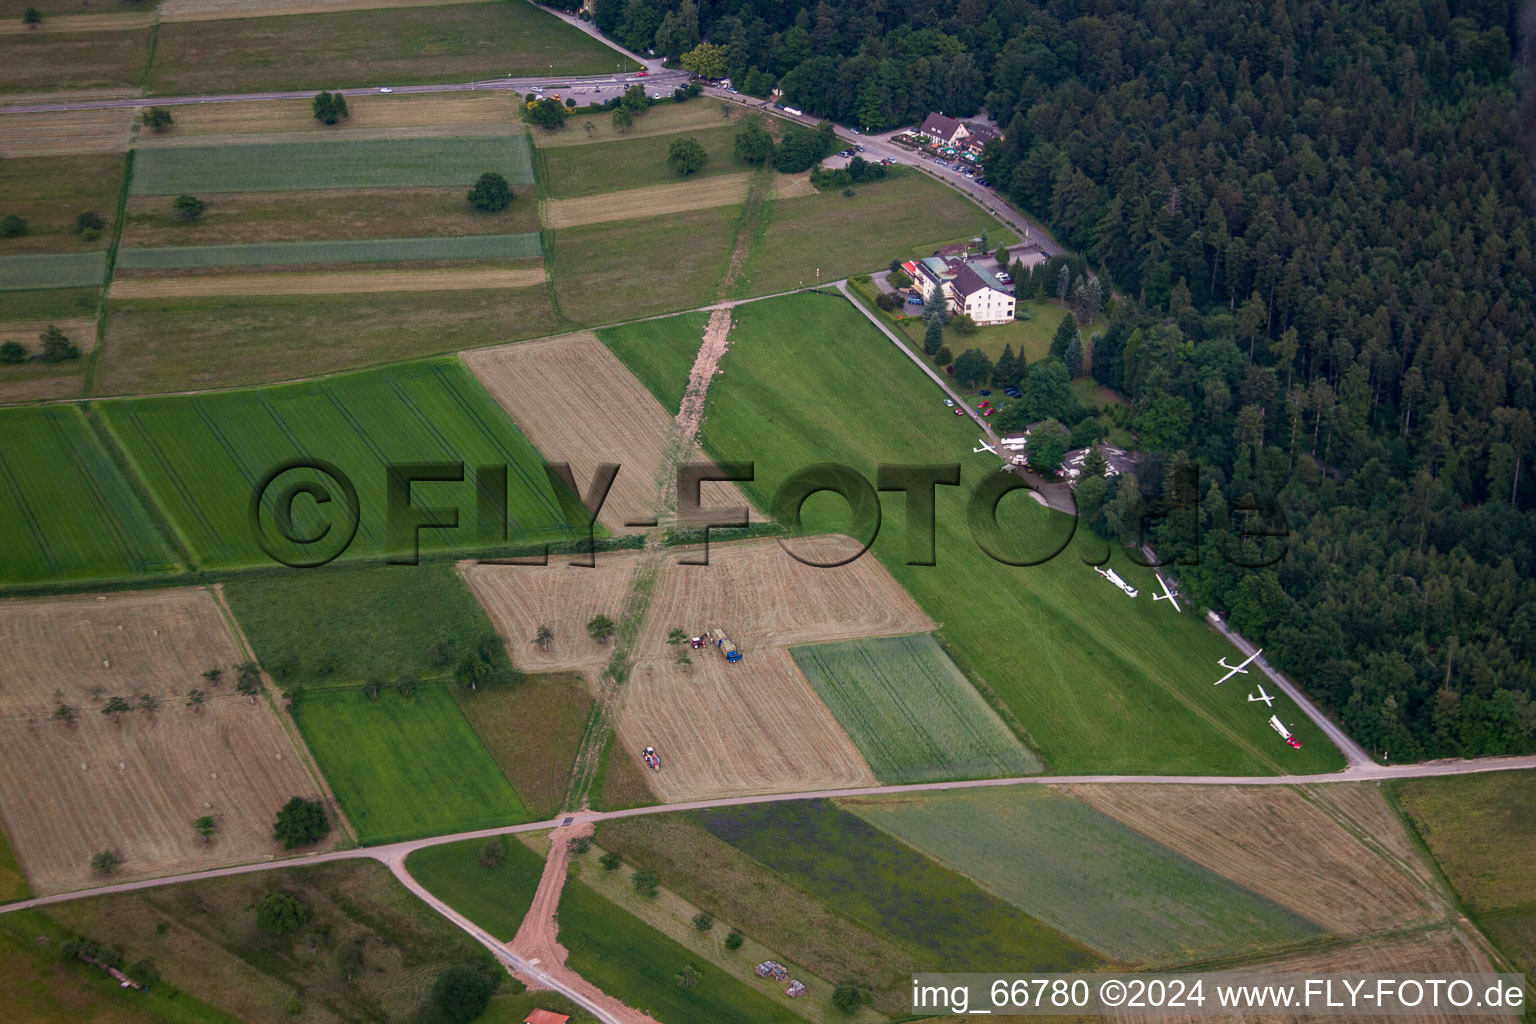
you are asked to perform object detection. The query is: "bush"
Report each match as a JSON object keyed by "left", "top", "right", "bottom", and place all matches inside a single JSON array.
[
  {"left": 311, "top": 91, "right": 349, "bottom": 125},
  {"left": 723, "top": 929, "right": 744, "bottom": 950},
  {"left": 666, "top": 136, "right": 707, "bottom": 176},
  {"left": 691, "top": 912, "right": 713, "bottom": 931},
  {"left": 173, "top": 194, "right": 207, "bottom": 220},
  {"left": 466, "top": 171, "right": 512, "bottom": 212},
  {"left": 273, "top": 796, "right": 330, "bottom": 849},
  {"left": 632, "top": 869, "right": 660, "bottom": 897},
  {"left": 934, "top": 345, "right": 953, "bottom": 366},
  {"left": 255, "top": 892, "right": 312, "bottom": 935},
  {"left": 75, "top": 210, "right": 104, "bottom": 236},
  {"left": 568, "top": 835, "right": 591, "bottom": 855},
  {"left": 479, "top": 838, "right": 505, "bottom": 868},
  {"left": 142, "top": 106, "right": 173, "bottom": 132},
  {"left": 832, "top": 984, "right": 863, "bottom": 1015},
  {"left": 429, "top": 962, "right": 499, "bottom": 1024},
  {"left": 0, "top": 214, "right": 25, "bottom": 237},
  {"left": 0, "top": 340, "right": 26, "bottom": 363},
  {"left": 874, "top": 291, "right": 901, "bottom": 311},
  {"left": 90, "top": 850, "right": 123, "bottom": 875},
  {"left": 599, "top": 851, "right": 622, "bottom": 871}
]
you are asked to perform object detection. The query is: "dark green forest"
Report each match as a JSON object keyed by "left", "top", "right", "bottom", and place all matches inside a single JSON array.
[{"left": 579, "top": 0, "right": 1536, "bottom": 759}]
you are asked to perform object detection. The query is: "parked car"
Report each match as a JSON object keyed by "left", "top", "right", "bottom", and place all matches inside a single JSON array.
[
  {"left": 635, "top": 70, "right": 648, "bottom": 76},
  {"left": 906, "top": 295, "right": 923, "bottom": 304},
  {"left": 984, "top": 407, "right": 996, "bottom": 416},
  {"left": 979, "top": 390, "right": 992, "bottom": 396},
  {"left": 854, "top": 144, "right": 864, "bottom": 151},
  {"left": 996, "top": 272, "right": 1012, "bottom": 285},
  {"left": 977, "top": 177, "right": 991, "bottom": 186},
  {"left": 954, "top": 407, "right": 964, "bottom": 415},
  {"left": 943, "top": 399, "right": 955, "bottom": 407}
]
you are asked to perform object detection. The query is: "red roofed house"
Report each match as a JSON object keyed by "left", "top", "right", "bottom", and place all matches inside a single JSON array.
[
  {"left": 524, "top": 1011, "right": 570, "bottom": 1024},
  {"left": 919, "top": 112, "right": 967, "bottom": 146}
]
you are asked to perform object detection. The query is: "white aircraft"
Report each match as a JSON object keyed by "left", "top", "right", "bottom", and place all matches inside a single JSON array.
[
  {"left": 1094, "top": 565, "right": 1138, "bottom": 598},
  {"left": 973, "top": 438, "right": 997, "bottom": 454},
  {"left": 1153, "top": 572, "right": 1180, "bottom": 610},
  {"left": 1213, "top": 649, "right": 1262, "bottom": 685},
  {"left": 1247, "top": 683, "right": 1275, "bottom": 707}
]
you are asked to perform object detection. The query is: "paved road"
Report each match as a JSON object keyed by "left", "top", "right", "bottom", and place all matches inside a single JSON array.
[{"left": 5, "top": 751, "right": 1533, "bottom": 918}]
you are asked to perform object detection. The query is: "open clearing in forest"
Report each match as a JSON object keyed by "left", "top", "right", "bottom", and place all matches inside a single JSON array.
[
  {"left": 98, "top": 359, "right": 573, "bottom": 569},
  {"left": 109, "top": 265, "right": 544, "bottom": 298},
  {"left": 0, "top": 404, "right": 179, "bottom": 587},
  {"left": 0, "top": 588, "right": 335, "bottom": 895},
  {"left": 133, "top": 91, "right": 517, "bottom": 143},
  {"left": 463, "top": 332, "right": 674, "bottom": 531},
  {"left": 1067, "top": 783, "right": 1442, "bottom": 936},
  {"left": 544, "top": 173, "right": 755, "bottom": 228},
  {"left": 791, "top": 634, "right": 1039, "bottom": 783},
  {"left": 844, "top": 787, "right": 1322, "bottom": 965},
  {"left": 0, "top": 106, "right": 132, "bottom": 156},
  {"left": 131, "top": 135, "right": 534, "bottom": 194}
]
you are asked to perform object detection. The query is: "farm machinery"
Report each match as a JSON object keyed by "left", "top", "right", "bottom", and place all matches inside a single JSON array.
[
  {"left": 708, "top": 628, "right": 742, "bottom": 663},
  {"left": 643, "top": 746, "right": 661, "bottom": 770}
]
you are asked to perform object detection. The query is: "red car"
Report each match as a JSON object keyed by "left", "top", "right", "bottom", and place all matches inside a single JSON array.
[
  {"left": 635, "top": 70, "right": 649, "bottom": 77},
  {"left": 984, "top": 408, "right": 996, "bottom": 416},
  {"left": 953, "top": 408, "right": 964, "bottom": 415}
]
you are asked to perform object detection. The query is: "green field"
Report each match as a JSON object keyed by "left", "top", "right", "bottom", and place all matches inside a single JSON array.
[
  {"left": 792, "top": 633, "right": 1040, "bottom": 783},
  {"left": 95, "top": 287, "right": 559, "bottom": 395},
  {"left": 673, "top": 292, "right": 1345, "bottom": 775},
  {"left": 37, "top": 860, "right": 499, "bottom": 1024},
  {"left": 99, "top": 358, "right": 575, "bottom": 568},
  {"left": 0, "top": 154, "right": 126, "bottom": 254},
  {"left": 558, "top": 876, "right": 803, "bottom": 1024},
  {"left": 540, "top": 125, "right": 747, "bottom": 198},
  {"left": 1394, "top": 772, "right": 1536, "bottom": 912},
  {"left": 554, "top": 205, "right": 739, "bottom": 327},
  {"left": 116, "top": 232, "right": 542, "bottom": 269},
  {"left": 594, "top": 310, "right": 710, "bottom": 413},
  {"left": 0, "top": 250, "right": 107, "bottom": 290},
  {"left": 224, "top": 561, "right": 509, "bottom": 687},
  {"left": 0, "top": 824, "right": 28, "bottom": 904},
  {"left": 453, "top": 671, "right": 592, "bottom": 820},
  {"left": 590, "top": 730, "right": 658, "bottom": 812},
  {"left": 291, "top": 682, "right": 527, "bottom": 844},
  {"left": 0, "top": 404, "right": 181, "bottom": 587},
  {"left": 131, "top": 136, "right": 535, "bottom": 195},
  {"left": 847, "top": 788, "right": 1322, "bottom": 964},
  {"left": 0, "top": 287, "right": 98, "bottom": 320},
  {"left": 405, "top": 834, "right": 547, "bottom": 940},
  {"left": 694, "top": 800, "right": 1104, "bottom": 973},
  {"left": 596, "top": 814, "right": 931, "bottom": 1015},
  {"left": 0, "top": 27, "right": 151, "bottom": 94},
  {"left": 733, "top": 171, "right": 1011, "bottom": 297},
  {"left": 147, "top": 2, "right": 637, "bottom": 95}
]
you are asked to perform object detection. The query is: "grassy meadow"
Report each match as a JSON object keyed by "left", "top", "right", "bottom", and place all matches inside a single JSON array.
[
  {"left": 404, "top": 834, "right": 547, "bottom": 940},
  {"left": 792, "top": 633, "right": 1040, "bottom": 783},
  {"left": 594, "top": 310, "right": 710, "bottom": 413},
  {"left": 1393, "top": 771, "right": 1536, "bottom": 913},
  {"left": 0, "top": 824, "right": 28, "bottom": 903},
  {"left": 94, "top": 287, "right": 559, "bottom": 394},
  {"left": 694, "top": 800, "right": 1105, "bottom": 972},
  {"left": 0, "top": 404, "right": 181, "bottom": 588},
  {"left": 291, "top": 683, "right": 527, "bottom": 844},
  {"left": 0, "top": 27, "right": 151, "bottom": 94},
  {"left": 846, "top": 787, "right": 1322, "bottom": 964},
  {"left": 539, "top": 124, "right": 747, "bottom": 199},
  {"left": 452, "top": 671, "right": 593, "bottom": 820},
  {"left": 115, "top": 232, "right": 542, "bottom": 270},
  {"left": 223, "top": 561, "right": 510, "bottom": 687},
  {"left": 539, "top": 99, "right": 739, "bottom": 147},
  {"left": 146, "top": 1, "right": 637, "bottom": 94},
  {"left": 0, "top": 250, "right": 107, "bottom": 290},
  {"left": 0, "top": 154, "right": 126, "bottom": 255},
  {"left": 619, "top": 292, "right": 1345, "bottom": 775},
  {"left": 131, "top": 135, "right": 535, "bottom": 195}
]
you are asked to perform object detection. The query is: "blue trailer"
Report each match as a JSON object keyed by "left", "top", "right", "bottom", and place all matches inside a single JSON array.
[{"left": 709, "top": 628, "right": 742, "bottom": 663}]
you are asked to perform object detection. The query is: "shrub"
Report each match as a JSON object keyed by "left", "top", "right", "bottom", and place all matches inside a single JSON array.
[
  {"left": 632, "top": 869, "right": 660, "bottom": 897},
  {"left": 255, "top": 892, "right": 312, "bottom": 935},
  {"left": 0, "top": 214, "right": 25, "bottom": 237},
  {"left": 934, "top": 345, "right": 953, "bottom": 366},
  {"left": 75, "top": 210, "right": 105, "bottom": 236},
  {"left": 90, "top": 850, "right": 123, "bottom": 875},
  {"left": 874, "top": 291, "right": 901, "bottom": 311},
  {"left": 691, "top": 912, "right": 713, "bottom": 931},
  {"left": 833, "top": 984, "right": 863, "bottom": 1015},
  {"left": 0, "top": 340, "right": 26, "bottom": 363},
  {"left": 466, "top": 172, "right": 512, "bottom": 212},
  {"left": 173, "top": 194, "right": 207, "bottom": 220},
  {"left": 479, "top": 838, "right": 505, "bottom": 868},
  {"left": 429, "top": 962, "right": 499, "bottom": 1024},
  {"left": 599, "top": 851, "right": 622, "bottom": 870},
  {"left": 723, "top": 929, "right": 744, "bottom": 950},
  {"left": 273, "top": 796, "right": 330, "bottom": 849}
]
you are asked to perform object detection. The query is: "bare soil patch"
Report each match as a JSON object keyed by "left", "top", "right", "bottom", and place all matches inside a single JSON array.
[
  {"left": 108, "top": 265, "right": 543, "bottom": 298},
  {"left": 1067, "top": 784, "right": 1441, "bottom": 936},
  {"left": 0, "top": 589, "right": 335, "bottom": 895},
  {"left": 508, "top": 822, "right": 664, "bottom": 1024},
  {"left": 463, "top": 557, "right": 640, "bottom": 680},
  {"left": 543, "top": 173, "right": 753, "bottom": 229},
  {"left": 0, "top": 106, "right": 132, "bottom": 155},
  {"left": 464, "top": 332, "right": 674, "bottom": 532}
]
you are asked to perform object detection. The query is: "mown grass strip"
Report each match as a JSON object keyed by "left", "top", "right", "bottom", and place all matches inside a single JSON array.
[
  {"left": 116, "top": 232, "right": 542, "bottom": 269},
  {"left": 0, "top": 251, "right": 109, "bottom": 291},
  {"left": 131, "top": 135, "right": 534, "bottom": 194}
]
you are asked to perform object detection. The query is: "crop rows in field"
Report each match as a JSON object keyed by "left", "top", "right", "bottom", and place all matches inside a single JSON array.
[
  {"left": 116, "top": 232, "right": 542, "bottom": 269},
  {"left": 97, "top": 358, "right": 574, "bottom": 570},
  {"left": 0, "top": 251, "right": 106, "bottom": 291},
  {"left": 0, "top": 404, "right": 179, "bottom": 586},
  {"left": 130, "top": 135, "right": 534, "bottom": 194},
  {"left": 790, "top": 633, "right": 1040, "bottom": 783},
  {"left": 290, "top": 682, "right": 528, "bottom": 845}
]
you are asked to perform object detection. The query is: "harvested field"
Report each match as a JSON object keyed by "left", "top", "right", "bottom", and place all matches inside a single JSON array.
[
  {"left": 544, "top": 173, "right": 754, "bottom": 228},
  {"left": 0, "top": 588, "right": 336, "bottom": 895},
  {"left": 121, "top": 185, "right": 540, "bottom": 247},
  {"left": 540, "top": 101, "right": 741, "bottom": 147},
  {"left": 0, "top": 250, "right": 106, "bottom": 290},
  {"left": 116, "top": 232, "right": 541, "bottom": 269},
  {"left": 635, "top": 538, "right": 933, "bottom": 661},
  {"left": 109, "top": 265, "right": 543, "bottom": 297},
  {"left": 160, "top": 0, "right": 492, "bottom": 23},
  {"left": 463, "top": 331, "right": 678, "bottom": 531},
  {"left": 132, "top": 91, "right": 517, "bottom": 143},
  {"left": 463, "top": 557, "right": 641, "bottom": 679},
  {"left": 131, "top": 135, "right": 534, "bottom": 194},
  {"left": 1304, "top": 781, "right": 1448, "bottom": 899},
  {"left": 0, "top": 27, "right": 151, "bottom": 95},
  {"left": 0, "top": 106, "right": 132, "bottom": 156},
  {"left": 1110, "top": 928, "right": 1498, "bottom": 1024},
  {"left": 619, "top": 648, "right": 874, "bottom": 802},
  {"left": 1067, "top": 784, "right": 1441, "bottom": 936}
]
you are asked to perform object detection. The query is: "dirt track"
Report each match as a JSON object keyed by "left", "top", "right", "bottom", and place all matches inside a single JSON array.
[{"left": 509, "top": 823, "right": 663, "bottom": 1024}]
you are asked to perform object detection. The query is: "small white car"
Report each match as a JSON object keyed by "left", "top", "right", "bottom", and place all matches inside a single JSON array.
[
  {"left": 378, "top": 87, "right": 393, "bottom": 93},
  {"left": 943, "top": 399, "right": 956, "bottom": 408}
]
